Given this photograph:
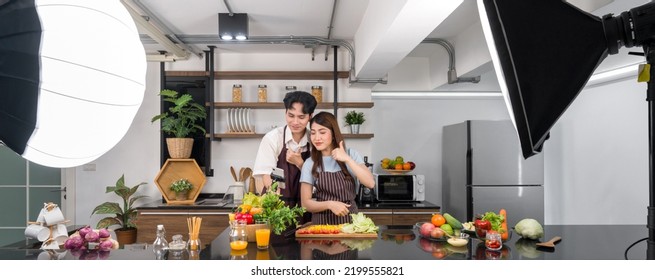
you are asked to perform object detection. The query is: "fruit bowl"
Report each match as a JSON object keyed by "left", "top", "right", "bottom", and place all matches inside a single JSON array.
[
  {"left": 413, "top": 222, "right": 470, "bottom": 241},
  {"left": 381, "top": 169, "right": 413, "bottom": 174}
]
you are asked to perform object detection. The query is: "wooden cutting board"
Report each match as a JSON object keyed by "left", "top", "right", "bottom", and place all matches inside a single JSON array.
[{"left": 295, "top": 232, "right": 378, "bottom": 239}]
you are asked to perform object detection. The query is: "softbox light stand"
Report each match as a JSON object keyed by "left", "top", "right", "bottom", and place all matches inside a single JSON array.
[{"left": 643, "top": 43, "right": 655, "bottom": 260}]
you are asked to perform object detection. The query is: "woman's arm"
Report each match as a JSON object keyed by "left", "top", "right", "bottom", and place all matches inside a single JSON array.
[
  {"left": 300, "top": 182, "right": 351, "bottom": 216},
  {"left": 331, "top": 141, "right": 375, "bottom": 188}
]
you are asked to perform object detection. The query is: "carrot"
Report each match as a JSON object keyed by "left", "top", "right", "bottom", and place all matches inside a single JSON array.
[{"left": 499, "top": 209, "right": 508, "bottom": 241}]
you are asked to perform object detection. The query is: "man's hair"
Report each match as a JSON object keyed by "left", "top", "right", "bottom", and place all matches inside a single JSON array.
[{"left": 283, "top": 91, "right": 317, "bottom": 114}]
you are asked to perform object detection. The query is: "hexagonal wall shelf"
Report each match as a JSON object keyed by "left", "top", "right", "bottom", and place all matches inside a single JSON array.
[{"left": 155, "top": 159, "right": 206, "bottom": 205}]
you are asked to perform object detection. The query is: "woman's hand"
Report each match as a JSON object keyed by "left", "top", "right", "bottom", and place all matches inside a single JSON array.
[
  {"left": 329, "top": 201, "right": 351, "bottom": 217},
  {"left": 331, "top": 141, "right": 350, "bottom": 163}
]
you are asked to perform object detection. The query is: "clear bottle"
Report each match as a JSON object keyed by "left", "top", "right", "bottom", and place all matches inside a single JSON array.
[
  {"left": 152, "top": 224, "right": 169, "bottom": 260},
  {"left": 257, "top": 85, "right": 267, "bottom": 102}
]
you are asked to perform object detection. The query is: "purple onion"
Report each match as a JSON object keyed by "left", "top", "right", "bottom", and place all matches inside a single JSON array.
[
  {"left": 64, "top": 235, "right": 84, "bottom": 250},
  {"left": 84, "top": 231, "right": 99, "bottom": 242},
  {"left": 78, "top": 226, "right": 92, "bottom": 239},
  {"left": 99, "top": 240, "right": 113, "bottom": 251},
  {"left": 98, "top": 228, "right": 110, "bottom": 239}
]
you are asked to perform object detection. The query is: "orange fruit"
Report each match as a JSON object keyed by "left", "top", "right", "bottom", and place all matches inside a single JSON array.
[
  {"left": 395, "top": 163, "right": 403, "bottom": 170},
  {"left": 431, "top": 214, "right": 446, "bottom": 227},
  {"left": 403, "top": 162, "right": 411, "bottom": 170}
]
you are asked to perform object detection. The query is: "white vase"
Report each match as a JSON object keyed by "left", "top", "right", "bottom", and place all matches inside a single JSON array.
[{"left": 350, "top": 124, "right": 360, "bottom": 134}]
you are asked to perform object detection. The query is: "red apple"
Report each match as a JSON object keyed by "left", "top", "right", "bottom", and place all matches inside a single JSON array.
[
  {"left": 420, "top": 222, "right": 436, "bottom": 237},
  {"left": 408, "top": 161, "right": 416, "bottom": 170}
]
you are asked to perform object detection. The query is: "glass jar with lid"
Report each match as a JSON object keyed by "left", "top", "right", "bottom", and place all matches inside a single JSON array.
[
  {"left": 232, "top": 84, "right": 242, "bottom": 103},
  {"left": 229, "top": 220, "right": 248, "bottom": 251},
  {"left": 311, "top": 86, "right": 323, "bottom": 103},
  {"left": 257, "top": 85, "right": 267, "bottom": 102}
]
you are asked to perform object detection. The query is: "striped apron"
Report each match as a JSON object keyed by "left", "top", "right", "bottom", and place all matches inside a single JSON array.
[{"left": 311, "top": 171, "right": 358, "bottom": 225}]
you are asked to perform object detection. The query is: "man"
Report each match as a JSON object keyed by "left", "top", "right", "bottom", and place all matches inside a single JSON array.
[{"left": 253, "top": 91, "right": 317, "bottom": 211}]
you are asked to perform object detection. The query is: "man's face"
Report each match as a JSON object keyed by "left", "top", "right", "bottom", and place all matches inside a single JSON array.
[{"left": 285, "top": 102, "right": 311, "bottom": 134}]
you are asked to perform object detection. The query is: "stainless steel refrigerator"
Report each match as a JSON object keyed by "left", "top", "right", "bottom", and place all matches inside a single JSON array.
[{"left": 442, "top": 120, "right": 544, "bottom": 225}]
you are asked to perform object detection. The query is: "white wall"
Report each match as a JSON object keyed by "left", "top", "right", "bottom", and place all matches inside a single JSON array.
[
  {"left": 371, "top": 95, "right": 510, "bottom": 206},
  {"left": 546, "top": 78, "right": 648, "bottom": 225}
]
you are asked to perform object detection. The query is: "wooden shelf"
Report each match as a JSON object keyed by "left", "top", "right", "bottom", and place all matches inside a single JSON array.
[
  {"left": 154, "top": 159, "right": 207, "bottom": 205},
  {"left": 211, "top": 133, "right": 373, "bottom": 140},
  {"left": 209, "top": 102, "right": 374, "bottom": 109},
  {"left": 166, "top": 71, "right": 350, "bottom": 80}
]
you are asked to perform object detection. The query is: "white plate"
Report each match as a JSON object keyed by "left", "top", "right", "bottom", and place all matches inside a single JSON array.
[
  {"left": 241, "top": 108, "right": 250, "bottom": 132},
  {"left": 226, "top": 108, "right": 232, "bottom": 132},
  {"left": 229, "top": 108, "right": 236, "bottom": 132},
  {"left": 246, "top": 108, "right": 252, "bottom": 132},
  {"left": 238, "top": 108, "right": 245, "bottom": 132}
]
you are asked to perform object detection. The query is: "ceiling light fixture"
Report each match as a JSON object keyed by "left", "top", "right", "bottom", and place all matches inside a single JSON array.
[
  {"left": 0, "top": 0, "right": 146, "bottom": 167},
  {"left": 218, "top": 13, "right": 248, "bottom": 41},
  {"left": 478, "top": 0, "right": 655, "bottom": 259}
]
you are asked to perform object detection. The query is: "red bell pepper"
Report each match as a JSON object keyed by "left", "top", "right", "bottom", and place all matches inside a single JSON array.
[
  {"left": 235, "top": 213, "right": 254, "bottom": 224},
  {"left": 474, "top": 218, "right": 491, "bottom": 238}
]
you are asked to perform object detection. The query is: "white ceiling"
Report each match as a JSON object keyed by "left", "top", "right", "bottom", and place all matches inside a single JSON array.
[{"left": 130, "top": 0, "right": 651, "bottom": 89}]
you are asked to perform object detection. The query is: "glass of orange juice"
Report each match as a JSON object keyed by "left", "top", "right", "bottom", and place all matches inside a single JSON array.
[{"left": 255, "top": 221, "right": 271, "bottom": 250}]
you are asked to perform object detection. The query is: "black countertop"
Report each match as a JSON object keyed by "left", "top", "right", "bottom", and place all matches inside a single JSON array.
[
  {"left": 137, "top": 199, "right": 440, "bottom": 210},
  {"left": 1, "top": 224, "right": 649, "bottom": 260}
]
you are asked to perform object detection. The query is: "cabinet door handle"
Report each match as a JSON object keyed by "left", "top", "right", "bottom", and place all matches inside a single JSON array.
[
  {"left": 393, "top": 212, "right": 433, "bottom": 215},
  {"left": 140, "top": 212, "right": 188, "bottom": 215},
  {"left": 188, "top": 212, "right": 229, "bottom": 215}
]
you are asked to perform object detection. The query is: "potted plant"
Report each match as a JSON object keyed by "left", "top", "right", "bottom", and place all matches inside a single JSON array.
[
  {"left": 151, "top": 89, "right": 207, "bottom": 158},
  {"left": 344, "top": 110, "right": 365, "bottom": 134},
  {"left": 91, "top": 174, "right": 147, "bottom": 245},
  {"left": 170, "top": 178, "right": 193, "bottom": 200}
]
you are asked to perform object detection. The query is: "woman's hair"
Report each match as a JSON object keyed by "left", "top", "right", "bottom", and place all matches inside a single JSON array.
[
  {"left": 309, "top": 112, "right": 354, "bottom": 183},
  {"left": 283, "top": 91, "right": 317, "bottom": 115}
]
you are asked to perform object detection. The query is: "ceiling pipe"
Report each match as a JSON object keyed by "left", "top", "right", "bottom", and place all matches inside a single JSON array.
[
  {"left": 127, "top": 0, "right": 203, "bottom": 59},
  {"left": 223, "top": 0, "right": 234, "bottom": 16},
  {"left": 324, "top": 0, "right": 338, "bottom": 61},
  {"left": 422, "top": 38, "right": 480, "bottom": 84},
  {"left": 159, "top": 35, "right": 387, "bottom": 84}
]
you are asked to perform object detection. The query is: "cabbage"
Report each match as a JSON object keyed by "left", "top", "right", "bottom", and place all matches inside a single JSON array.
[{"left": 514, "top": 218, "right": 544, "bottom": 240}]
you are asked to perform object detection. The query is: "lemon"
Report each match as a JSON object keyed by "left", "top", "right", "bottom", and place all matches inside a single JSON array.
[{"left": 382, "top": 158, "right": 391, "bottom": 164}]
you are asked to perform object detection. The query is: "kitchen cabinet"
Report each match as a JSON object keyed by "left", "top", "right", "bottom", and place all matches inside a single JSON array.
[
  {"left": 135, "top": 208, "right": 230, "bottom": 244},
  {"left": 358, "top": 209, "right": 393, "bottom": 225},
  {"left": 391, "top": 209, "right": 438, "bottom": 225}
]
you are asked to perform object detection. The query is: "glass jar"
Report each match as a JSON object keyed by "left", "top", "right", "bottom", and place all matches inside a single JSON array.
[
  {"left": 232, "top": 84, "right": 242, "bottom": 103},
  {"left": 311, "top": 86, "right": 323, "bottom": 103},
  {"left": 285, "top": 85, "right": 297, "bottom": 91},
  {"left": 257, "top": 85, "right": 267, "bottom": 102},
  {"left": 485, "top": 231, "right": 502, "bottom": 251},
  {"left": 229, "top": 220, "right": 248, "bottom": 251}
]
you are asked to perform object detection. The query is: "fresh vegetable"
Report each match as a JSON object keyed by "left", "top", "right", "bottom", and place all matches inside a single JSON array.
[
  {"left": 430, "top": 228, "right": 445, "bottom": 239},
  {"left": 474, "top": 218, "right": 491, "bottom": 237},
  {"left": 84, "top": 231, "right": 99, "bottom": 242},
  {"left": 462, "top": 221, "right": 475, "bottom": 231},
  {"left": 499, "top": 209, "right": 508, "bottom": 240},
  {"left": 297, "top": 224, "right": 342, "bottom": 234},
  {"left": 443, "top": 213, "right": 462, "bottom": 229},
  {"left": 235, "top": 212, "right": 254, "bottom": 224},
  {"left": 481, "top": 211, "right": 504, "bottom": 232},
  {"left": 341, "top": 213, "right": 379, "bottom": 234},
  {"left": 64, "top": 235, "right": 84, "bottom": 250},
  {"left": 98, "top": 240, "right": 113, "bottom": 251},
  {"left": 98, "top": 228, "right": 110, "bottom": 239},
  {"left": 78, "top": 226, "right": 92, "bottom": 239},
  {"left": 514, "top": 218, "right": 544, "bottom": 240}
]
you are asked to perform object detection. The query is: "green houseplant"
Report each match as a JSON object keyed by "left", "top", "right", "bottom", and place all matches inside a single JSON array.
[
  {"left": 91, "top": 174, "right": 147, "bottom": 245},
  {"left": 344, "top": 110, "right": 365, "bottom": 134},
  {"left": 170, "top": 178, "right": 193, "bottom": 200},
  {"left": 151, "top": 89, "right": 207, "bottom": 158}
]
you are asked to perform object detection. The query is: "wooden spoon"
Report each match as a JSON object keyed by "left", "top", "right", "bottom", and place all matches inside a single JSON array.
[
  {"left": 536, "top": 236, "right": 562, "bottom": 248},
  {"left": 239, "top": 167, "right": 246, "bottom": 182},
  {"left": 230, "top": 166, "right": 238, "bottom": 182}
]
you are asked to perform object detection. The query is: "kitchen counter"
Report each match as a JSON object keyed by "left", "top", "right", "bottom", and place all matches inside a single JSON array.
[
  {"left": 137, "top": 199, "right": 440, "bottom": 210},
  {"left": 1, "top": 224, "right": 649, "bottom": 260}
]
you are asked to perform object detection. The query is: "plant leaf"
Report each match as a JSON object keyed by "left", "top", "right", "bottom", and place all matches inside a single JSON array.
[
  {"left": 96, "top": 217, "right": 122, "bottom": 229},
  {"left": 128, "top": 195, "right": 148, "bottom": 208},
  {"left": 91, "top": 202, "right": 122, "bottom": 215}
]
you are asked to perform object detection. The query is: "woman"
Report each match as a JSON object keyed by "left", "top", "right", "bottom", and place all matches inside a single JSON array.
[{"left": 299, "top": 112, "right": 375, "bottom": 224}]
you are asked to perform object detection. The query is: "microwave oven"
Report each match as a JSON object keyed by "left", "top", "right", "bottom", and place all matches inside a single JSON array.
[{"left": 373, "top": 174, "right": 425, "bottom": 202}]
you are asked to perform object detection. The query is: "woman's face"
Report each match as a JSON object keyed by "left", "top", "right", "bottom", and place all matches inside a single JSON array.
[
  {"left": 310, "top": 122, "right": 333, "bottom": 152},
  {"left": 285, "top": 102, "right": 311, "bottom": 134}
]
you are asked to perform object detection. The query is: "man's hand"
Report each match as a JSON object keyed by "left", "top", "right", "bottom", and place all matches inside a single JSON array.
[{"left": 286, "top": 147, "right": 304, "bottom": 169}]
